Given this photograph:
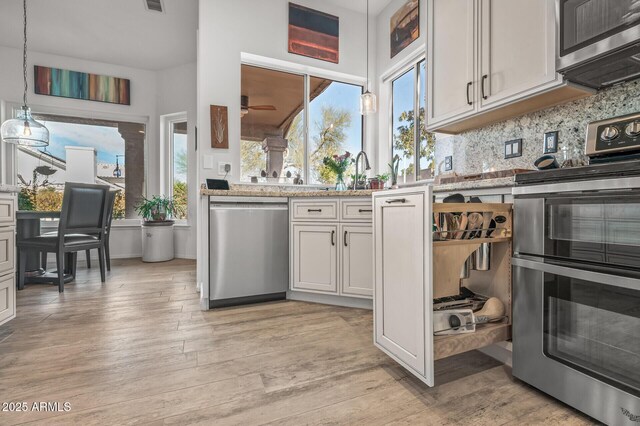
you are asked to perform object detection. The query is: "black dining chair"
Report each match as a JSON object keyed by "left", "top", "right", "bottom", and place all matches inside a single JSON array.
[
  {"left": 18, "top": 183, "right": 110, "bottom": 292},
  {"left": 85, "top": 190, "right": 116, "bottom": 271}
]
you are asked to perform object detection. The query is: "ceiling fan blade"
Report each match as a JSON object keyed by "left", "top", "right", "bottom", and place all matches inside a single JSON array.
[{"left": 249, "top": 105, "right": 277, "bottom": 111}]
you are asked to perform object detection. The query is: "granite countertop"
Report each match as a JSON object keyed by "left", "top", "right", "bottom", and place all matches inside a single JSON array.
[
  {"left": 199, "top": 177, "right": 515, "bottom": 198},
  {"left": 0, "top": 184, "right": 20, "bottom": 193},
  {"left": 201, "top": 188, "right": 377, "bottom": 197}
]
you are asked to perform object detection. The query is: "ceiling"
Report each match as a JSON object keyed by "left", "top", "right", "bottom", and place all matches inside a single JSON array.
[
  {"left": 0, "top": 0, "right": 197, "bottom": 71},
  {"left": 241, "top": 65, "right": 330, "bottom": 141},
  {"left": 323, "top": 0, "right": 395, "bottom": 15}
]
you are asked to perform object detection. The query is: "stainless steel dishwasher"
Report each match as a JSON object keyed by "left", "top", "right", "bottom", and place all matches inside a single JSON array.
[{"left": 209, "top": 196, "right": 288, "bottom": 308}]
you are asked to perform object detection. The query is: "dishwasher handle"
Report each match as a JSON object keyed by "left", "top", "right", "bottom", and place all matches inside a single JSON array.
[{"left": 210, "top": 203, "right": 288, "bottom": 210}]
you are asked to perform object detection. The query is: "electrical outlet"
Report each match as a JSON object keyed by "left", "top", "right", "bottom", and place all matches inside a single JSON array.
[
  {"left": 444, "top": 156, "right": 453, "bottom": 171},
  {"left": 543, "top": 131, "right": 559, "bottom": 153},
  {"left": 504, "top": 139, "right": 523, "bottom": 159},
  {"left": 218, "top": 162, "right": 231, "bottom": 176}
]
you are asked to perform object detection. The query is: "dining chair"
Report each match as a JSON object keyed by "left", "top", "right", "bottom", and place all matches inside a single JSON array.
[
  {"left": 85, "top": 190, "right": 116, "bottom": 271},
  {"left": 18, "top": 183, "right": 110, "bottom": 292}
]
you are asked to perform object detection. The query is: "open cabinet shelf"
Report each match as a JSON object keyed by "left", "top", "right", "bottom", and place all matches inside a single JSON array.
[{"left": 434, "top": 322, "right": 511, "bottom": 360}]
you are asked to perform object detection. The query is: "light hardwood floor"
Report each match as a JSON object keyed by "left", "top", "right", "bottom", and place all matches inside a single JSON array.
[{"left": 0, "top": 259, "right": 593, "bottom": 425}]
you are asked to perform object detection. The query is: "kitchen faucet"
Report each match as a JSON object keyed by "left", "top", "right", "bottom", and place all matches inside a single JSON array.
[{"left": 354, "top": 151, "right": 371, "bottom": 190}]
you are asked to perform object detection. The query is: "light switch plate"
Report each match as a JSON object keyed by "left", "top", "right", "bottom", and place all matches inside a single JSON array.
[
  {"left": 543, "top": 131, "right": 559, "bottom": 153},
  {"left": 504, "top": 139, "right": 523, "bottom": 159},
  {"left": 444, "top": 156, "right": 453, "bottom": 171},
  {"left": 203, "top": 154, "right": 214, "bottom": 169}
]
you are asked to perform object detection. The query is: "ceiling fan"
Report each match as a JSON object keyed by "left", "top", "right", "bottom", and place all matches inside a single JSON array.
[{"left": 241, "top": 95, "right": 276, "bottom": 117}]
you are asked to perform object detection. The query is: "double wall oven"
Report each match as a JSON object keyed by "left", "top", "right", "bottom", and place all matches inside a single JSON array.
[{"left": 513, "top": 176, "right": 640, "bottom": 425}]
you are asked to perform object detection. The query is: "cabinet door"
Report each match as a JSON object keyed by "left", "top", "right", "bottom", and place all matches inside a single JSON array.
[
  {"left": 373, "top": 187, "right": 434, "bottom": 386},
  {"left": 0, "top": 273, "right": 15, "bottom": 326},
  {"left": 292, "top": 224, "right": 338, "bottom": 293},
  {"left": 340, "top": 224, "right": 373, "bottom": 298},
  {"left": 479, "top": 0, "right": 557, "bottom": 108},
  {"left": 428, "top": 0, "right": 476, "bottom": 127},
  {"left": 0, "top": 229, "right": 14, "bottom": 276}
]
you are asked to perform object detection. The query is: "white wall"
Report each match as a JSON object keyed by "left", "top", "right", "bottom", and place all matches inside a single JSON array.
[
  {"left": 375, "top": 0, "right": 426, "bottom": 174},
  {"left": 157, "top": 62, "right": 198, "bottom": 259},
  {"left": 0, "top": 46, "right": 198, "bottom": 259},
  {"left": 197, "top": 0, "right": 373, "bottom": 184}
]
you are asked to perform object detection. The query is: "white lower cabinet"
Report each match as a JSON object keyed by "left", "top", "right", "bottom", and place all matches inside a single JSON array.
[
  {"left": 0, "top": 192, "right": 16, "bottom": 327},
  {"left": 290, "top": 198, "right": 373, "bottom": 299},
  {"left": 373, "top": 186, "right": 514, "bottom": 387},
  {"left": 340, "top": 224, "right": 373, "bottom": 298},
  {"left": 292, "top": 224, "right": 338, "bottom": 293},
  {"left": 373, "top": 187, "right": 433, "bottom": 384}
]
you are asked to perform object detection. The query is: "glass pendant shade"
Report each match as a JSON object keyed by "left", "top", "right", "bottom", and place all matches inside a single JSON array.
[
  {"left": 1, "top": 107, "right": 49, "bottom": 147},
  {"left": 360, "top": 90, "right": 377, "bottom": 115}
]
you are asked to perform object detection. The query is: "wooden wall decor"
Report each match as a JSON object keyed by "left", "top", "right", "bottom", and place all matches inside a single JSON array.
[{"left": 210, "top": 105, "right": 228, "bottom": 149}]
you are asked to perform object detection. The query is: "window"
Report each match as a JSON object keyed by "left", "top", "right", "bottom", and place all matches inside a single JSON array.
[
  {"left": 391, "top": 59, "right": 435, "bottom": 184},
  {"left": 240, "top": 64, "right": 363, "bottom": 184},
  {"left": 171, "top": 121, "right": 188, "bottom": 219},
  {"left": 15, "top": 113, "right": 145, "bottom": 219}
]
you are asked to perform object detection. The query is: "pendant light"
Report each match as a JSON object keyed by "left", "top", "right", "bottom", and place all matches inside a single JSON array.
[
  {"left": 0, "top": 0, "right": 49, "bottom": 147},
  {"left": 360, "top": 0, "right": 377, "bottom": 115}
]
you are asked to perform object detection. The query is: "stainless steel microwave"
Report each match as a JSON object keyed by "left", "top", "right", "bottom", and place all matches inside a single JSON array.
[{"left": 557, "top": 0, "right": 640, "bottom": 89}]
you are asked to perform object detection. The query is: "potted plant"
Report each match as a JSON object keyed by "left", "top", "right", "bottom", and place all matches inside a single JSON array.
[
  {"left": 322, "top": 152, "right": 354, "bottom": 191},
  {"left": 349, "top": 173, "right": 368, "bottom": 189},
  {"left": 135, "top": 196, "right": 184, "bottom": 262},
  {"left": 370, "top": 173, "right": 390, "bottom": 190}
]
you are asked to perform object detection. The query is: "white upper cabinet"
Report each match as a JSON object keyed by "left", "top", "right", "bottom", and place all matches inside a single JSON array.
[
  {"left": 427, "top": 0, "right": 592, "bottom": 133},
  {"left": 428, "top": 0, "right": 476, "bottom": 125},
  {"left": 479, "top": 0, "right": 557, "bottom": 108}
]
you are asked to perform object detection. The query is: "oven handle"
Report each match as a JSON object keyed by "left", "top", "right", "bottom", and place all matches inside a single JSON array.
[
  {"left": 512, "top": 257, "right": 640, "bottom": 291},
  {"left": 512, "top": 176, "right": 640, "bottom": 196}
]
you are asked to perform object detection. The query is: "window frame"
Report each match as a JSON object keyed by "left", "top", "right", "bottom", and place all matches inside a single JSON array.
[
  {"left": 2, "top": 101, "right": 149, "bottom": 225},
  {"left": 240, "top": 57, "right": 365, "bottom": 185},
  {"left": 161, "top": 112, "right": 189, "bottom": 223},
  {"left": 386, "top": 54, "right": 430, "bottom": 184}
]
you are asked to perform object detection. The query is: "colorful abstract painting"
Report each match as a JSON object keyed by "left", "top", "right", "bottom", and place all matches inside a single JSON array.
[
  {"left": 390, "top": 0, "right": 419, "bottom": 58},
  {"left": 34, "top": 66, "right": 131, "bottom": 105},
  {"left": 288, "top": 3, "right": 339, "bottom": 64}
]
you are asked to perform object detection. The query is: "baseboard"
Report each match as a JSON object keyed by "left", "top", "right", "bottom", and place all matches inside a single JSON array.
[{"left": 286, "top": 290, "right": 373, "bottom": 310}]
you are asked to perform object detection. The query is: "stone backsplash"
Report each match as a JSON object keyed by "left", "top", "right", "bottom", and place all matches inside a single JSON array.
[{"left": 433, "top": 80, "right": 640, "bottom": 176}]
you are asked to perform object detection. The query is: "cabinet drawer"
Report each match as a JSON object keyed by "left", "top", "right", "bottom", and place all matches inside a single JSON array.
[
  {"left": 0, "top": 195, "right": 16, "bottom": 224},
  {"left": 291, "top": 200, "right": 338, "bottom": 221},
  {"left": 340, "top": 199, "right": 373, "bottom": 222},
  {"left": 0, "top": 272, "right": 16, "bottom": 326},
  {"left": 0, "top": 229, "right": 15, "bottom": 276}
]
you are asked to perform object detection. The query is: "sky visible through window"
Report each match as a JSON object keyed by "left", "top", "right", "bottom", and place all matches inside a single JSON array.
[
  {"left": 393, "top": 69, "right": 415, "bottom": 182},
  {"left": 37, "top": 120, "right": 124, "bottom": 164},
  {"left": 173, "top": 133, "right": 188, "bottom": 183},
  {"left": 309, "top": 81, "right": 363, "bottom": 157}
]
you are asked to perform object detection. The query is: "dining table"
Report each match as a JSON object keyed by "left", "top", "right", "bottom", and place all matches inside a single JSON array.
[{"left": 16, "top": 210, "right": 74, "bottom": 284}]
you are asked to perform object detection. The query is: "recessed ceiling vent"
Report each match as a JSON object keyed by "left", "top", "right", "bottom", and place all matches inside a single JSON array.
[{"left": 144, "top": 0, "right": 164, "bottom": 13}]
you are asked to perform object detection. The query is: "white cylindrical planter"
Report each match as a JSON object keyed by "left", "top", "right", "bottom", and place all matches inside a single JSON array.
[{"left": 142, "top": 221, "right": 174, "bottom": 262}]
